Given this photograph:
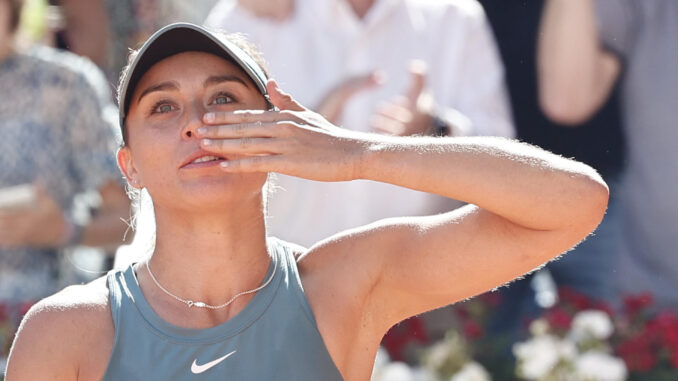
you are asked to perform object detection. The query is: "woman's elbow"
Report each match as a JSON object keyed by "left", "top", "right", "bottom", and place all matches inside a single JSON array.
[
  {"left": 573, "top": 168, "right": 610, "bottom": 234},
  {"left": 539, "top": 90, "right": 600, "bottom": 126}
]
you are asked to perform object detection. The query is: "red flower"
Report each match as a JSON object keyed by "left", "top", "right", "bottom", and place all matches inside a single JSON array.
[
  {"left": 647, "top": 312, "right": 678, "bottom": 351},
  {"left": 382, "top": 316, "right": 429, "bottom": 361},
  {"left": 463, "top": 321, "right": 484, "bottom": 340},
  {"left": 623, "top": 293, "right": 654, "bottom": 317},
  {"left": 454, "top": 305, "right": 470, "bottom": 320},
  {"left": 558, "top": 287, "right": 593, "bottom": 310},
  {"left": 0, "top": 303, "right": 8, "bottom": 321},
  {"left": 19, "top": 301, "right": 35, "bottom": 317},
  {"left": 478, "top": 292, "right": 501, "bottom": 308},
  {"left": 544, "top": 307, "right": 572, "bottom": 331},
  {"left": 616, "top": 333, "right": 657, "bottom": 372}
]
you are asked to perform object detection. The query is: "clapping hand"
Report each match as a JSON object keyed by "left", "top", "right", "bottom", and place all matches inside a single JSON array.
[
  {"left": 197, "top": 79, "right": 368, "bottom": 182},
  {"left": 371, "top": 60, "right": 436, "bottom": 136},
  {"left": 316, "top": 71, "right": 384, "bottom": 124},
  {"left": 0, "top": 183, "right": 69, "bottom": 249}
]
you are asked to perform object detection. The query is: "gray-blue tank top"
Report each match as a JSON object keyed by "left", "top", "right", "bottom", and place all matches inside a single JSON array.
[{"left": 102, "top": 238, "right": 343, "bottom": 380}]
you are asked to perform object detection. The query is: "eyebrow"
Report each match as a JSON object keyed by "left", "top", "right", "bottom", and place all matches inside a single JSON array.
[
  {"left": 203, "top": 75, "right": 250, "bottom": 89},
  {"left": 136, "top": 75, "right": 251, "bottom": 105},
  {"left": 136, "top": 81, "right": 180, "bottom": 104}
]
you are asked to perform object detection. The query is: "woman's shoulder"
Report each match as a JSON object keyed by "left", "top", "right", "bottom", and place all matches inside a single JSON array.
[
  {"left": 27, "top": 275, "right": 112, "bottom": 322},
  {"left": 15, "top": 275, "right": 113, "bottom": 344},
  {"left": 6, "top": 276, "right": 114, "bottom": 378}
]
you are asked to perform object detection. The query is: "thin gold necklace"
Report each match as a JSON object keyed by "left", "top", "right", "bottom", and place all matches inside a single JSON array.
[{"left": 145, "top": 255, "right": 277, "bottom": 309}]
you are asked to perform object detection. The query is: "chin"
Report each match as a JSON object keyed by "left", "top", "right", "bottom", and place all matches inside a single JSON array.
[
  {"left": 169, "top": 176, "right": 265, "bottom": 209},
  {"left": 146, "top": 170, "right": 267, "bottom": 210}
]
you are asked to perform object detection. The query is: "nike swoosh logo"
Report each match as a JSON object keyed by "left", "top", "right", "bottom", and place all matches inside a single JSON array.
[{"left": 191, "top": 350, "right": 237, "bottom": 374}]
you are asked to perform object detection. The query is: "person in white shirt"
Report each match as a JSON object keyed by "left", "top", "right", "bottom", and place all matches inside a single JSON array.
[{"left": 205, "top": 0, "right": 514, "bottom": 246}]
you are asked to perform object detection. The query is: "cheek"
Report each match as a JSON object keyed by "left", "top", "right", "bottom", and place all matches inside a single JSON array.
[
  {"left": 125, "top": 143, "right": 173, "bottom": 185},
  {"left": 137, "top": 151, "right": 173, "bottom": 183}
]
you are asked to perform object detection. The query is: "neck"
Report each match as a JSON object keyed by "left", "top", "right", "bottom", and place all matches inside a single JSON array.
[
  {"left": 347, "top": 0, "right": 376, "bottom": 19},
  {"left": 145, "top": 195, "right": 271, "bottom": 308}
]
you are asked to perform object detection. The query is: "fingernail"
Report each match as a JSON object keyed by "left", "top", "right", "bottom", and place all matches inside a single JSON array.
[
  {"left": 201, "top": 139, "right": 212, "bottom": 146},
  {"left": 196, "top": 127, "right": 206, "bottom": 135},
  {"left": 203, "top": 113, "right": 214, "bottom": 122}
]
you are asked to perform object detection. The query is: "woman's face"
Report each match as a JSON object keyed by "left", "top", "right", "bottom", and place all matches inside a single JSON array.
[{"left": 118, "top": 51, "right": 270, "bottom": 211}]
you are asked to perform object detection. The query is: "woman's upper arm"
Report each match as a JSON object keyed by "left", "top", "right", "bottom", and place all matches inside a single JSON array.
[
  {"left": 6, "top": 302, "right": 81, "bottom": 380},
  {"left": 323, "top": 204, "right": 596, "bottom": 332},
  {"left": 6, "top": 281, "right": 112, "bottom": 381}
]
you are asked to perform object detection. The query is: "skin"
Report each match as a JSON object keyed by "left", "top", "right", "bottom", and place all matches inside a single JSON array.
[
  {"left": 0, "top": 0, "right": 13, "bottom": 61},
  {"left": 56, "top": 0, "right": 110, "bottom": 69},
  {"left": 7, "top": 51, "right": 609, "bottom": 381},
  {"left": 370, "top": 60, "right": 436, "bottom": 136},
  {"left": 537, "top": 0, "right": 621, "bottom": 125}
]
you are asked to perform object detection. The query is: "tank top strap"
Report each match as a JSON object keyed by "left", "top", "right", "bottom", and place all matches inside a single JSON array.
[
  {"left": 267, "top": 237, "right": 319, "bottom": 326},
  {"left": 106, "top": 269, "right": 122, "bottom": 326},
  {"left": 105, "top": 267, "right": 129, "bottom": 355}
]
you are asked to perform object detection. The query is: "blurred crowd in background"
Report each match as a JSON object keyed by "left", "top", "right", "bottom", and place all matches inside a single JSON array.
[{"left": 1, "top": 0, "right": 676, "bottom": 379}]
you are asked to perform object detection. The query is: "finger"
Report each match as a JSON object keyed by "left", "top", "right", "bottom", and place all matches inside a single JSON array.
[
  {"left": 197, "top": 121, "right": 281, "bottom": 139},
  {"left": 370, "top": 114, "right": 405, "bottom": 136},
  {"left": 219, "top": 155, "right": 283, "bottom": 173},
  {"left": 406, "top": 60, "right": 428, "bottom": 103},
  {"left": 375, "top": 101, "right": 412, "bottom": 124},
  {"left": 201, "top": 137, "right": 283, "bottom": 156},
  {"left": 342, "top": 70, "right": 385, "bottom": 95},
  {"left": 267, "top": 79, "right": 306, "bottom": 112},
  {"left": 203, "top": 109, "right": 297, "bottom": 125},
  {"left": 33, "top": 181, "right": 52, "bottom": 206}
]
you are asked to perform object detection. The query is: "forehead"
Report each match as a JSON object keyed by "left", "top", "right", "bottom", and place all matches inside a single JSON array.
[{"left": 132, "top": 51, "right": 252, "bottom": 96}]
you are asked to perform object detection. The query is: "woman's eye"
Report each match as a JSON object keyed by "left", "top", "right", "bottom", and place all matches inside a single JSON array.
[
  {"left": 213, "top": 94, "right": 234, "bottom": 105},
  {"left": 158, "top": 104, "right": 174, "bottom": 113},
  {"left": 151, "top": 101, "right": 176, "bottom": 114}
]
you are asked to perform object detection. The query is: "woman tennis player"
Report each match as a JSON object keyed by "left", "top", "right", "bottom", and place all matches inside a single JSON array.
[{"left": 7, "top": 23, "right": 608, "bottom": 380}]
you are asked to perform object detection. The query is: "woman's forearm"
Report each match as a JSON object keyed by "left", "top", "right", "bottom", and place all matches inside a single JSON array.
[
  {"left": 357, "top": 136, "right": 609, "bottom": 231},
  {"left": 537, "top": 0, "right": 620, "bottom": 124}
]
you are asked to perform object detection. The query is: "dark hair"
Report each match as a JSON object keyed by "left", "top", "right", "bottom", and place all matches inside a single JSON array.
[
  {"left": 4, "top": 0, "right": 23, "bottom": 33},
  {"left": 117, "top": 31, "right": 270, "bottom": 145}
]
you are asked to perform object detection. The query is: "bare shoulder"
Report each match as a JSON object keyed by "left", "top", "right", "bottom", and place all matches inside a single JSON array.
[
  {"left": 295, "top": 220, "right": 404, "bottom": 301},
  {"left": 296, "top": 218, "right": 405, "bottom": 278},
  {"left": 6, "top": 276, "right": 114, "bottom": 380}
]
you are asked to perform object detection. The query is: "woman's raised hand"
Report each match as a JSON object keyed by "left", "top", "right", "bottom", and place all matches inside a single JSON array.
[{"left": 197, "top": 79, "right": 371, "bottom": 182}]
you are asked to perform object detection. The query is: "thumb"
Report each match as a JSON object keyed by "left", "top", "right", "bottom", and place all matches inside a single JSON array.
[
  {"left": 267, "top": 79, "right": 305, "bottom": 111},
  {"left": 406, "top": 60, "right": 428, "bottom": 103}
]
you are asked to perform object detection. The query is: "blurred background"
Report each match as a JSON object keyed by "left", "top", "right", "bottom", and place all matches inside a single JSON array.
[{"left": 1, "top": 0, "right": 676, "bottom": 380}]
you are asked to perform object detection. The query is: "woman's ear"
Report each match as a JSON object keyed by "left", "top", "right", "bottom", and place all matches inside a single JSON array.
[{"left": 117, "top": 146, "right": 142, "bottom": 189}]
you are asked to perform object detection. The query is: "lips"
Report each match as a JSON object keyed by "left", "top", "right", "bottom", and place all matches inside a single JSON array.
[
  {"left": 180, "top": 150, "right": 228, "bottom": 169},
  {"left": 191, "top": 155, "right": 223, "bottom": 164}
]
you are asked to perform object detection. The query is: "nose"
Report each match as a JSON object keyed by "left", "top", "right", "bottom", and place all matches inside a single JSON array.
[{"left": 181, "top": 101, "right": 205, "bottom": 140}]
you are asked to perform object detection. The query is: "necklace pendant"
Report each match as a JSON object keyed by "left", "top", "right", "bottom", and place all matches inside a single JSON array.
[
  {"left": 194, "top": 302, "right": 207, "bottom": 308},
  {"left": 187, "top": 301, "right": 194, "bottom": 307}
]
